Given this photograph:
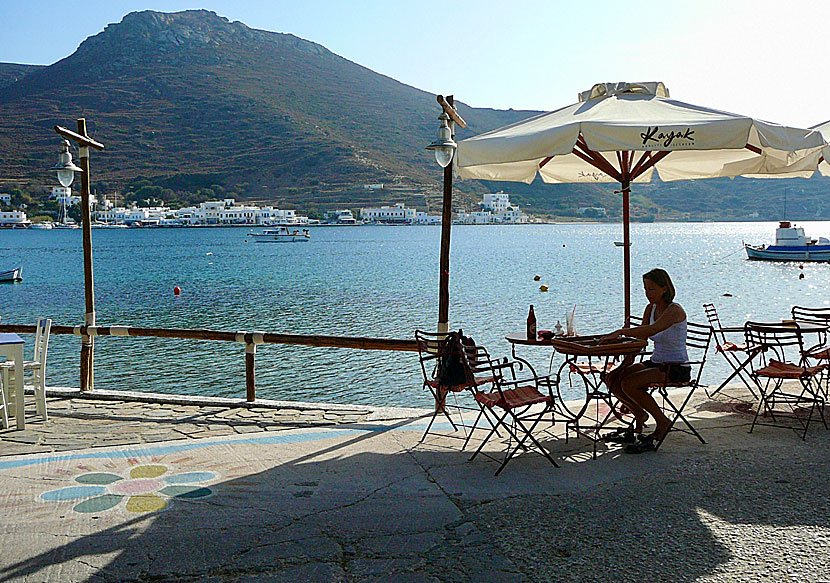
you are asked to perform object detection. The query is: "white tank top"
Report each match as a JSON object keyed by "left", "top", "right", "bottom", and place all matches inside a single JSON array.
[{"left": 648, "top": 303, "right": 688, "bottom": 364}]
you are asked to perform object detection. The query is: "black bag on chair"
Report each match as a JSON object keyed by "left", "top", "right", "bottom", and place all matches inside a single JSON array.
[{"left": 437, "top": 330, "right": 469, "bottom": 387}]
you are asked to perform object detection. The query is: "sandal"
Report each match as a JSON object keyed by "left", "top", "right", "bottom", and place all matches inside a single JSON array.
[
  {"left": 601, "top": 427, "right": 636, "bottom": 444},
  {"left": 624, "top": 434, "right": 656, "bottom": 454}
]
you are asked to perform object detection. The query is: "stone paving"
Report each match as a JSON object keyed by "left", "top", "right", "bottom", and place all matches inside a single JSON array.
[{"left": 2, "top": 385, "right": 830, "bottom": 582}]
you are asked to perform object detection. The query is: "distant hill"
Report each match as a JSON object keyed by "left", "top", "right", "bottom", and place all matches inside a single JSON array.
[
  {"left": 0, "top": 10, "right": 827, "bottom": 219},
  {"left": 0, "top": 63, "right": 43, "bottom": 88},
  {"left": 0, "top": 10, "right": 531, "bottom": 212}
]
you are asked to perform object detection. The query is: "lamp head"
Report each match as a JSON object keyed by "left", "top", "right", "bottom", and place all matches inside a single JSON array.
[
  {"left": 426, "top": 112, "right": 457, "bottom": 168},
  {"left": 50, "top": 139, "right": 82, "bottom": 187}
]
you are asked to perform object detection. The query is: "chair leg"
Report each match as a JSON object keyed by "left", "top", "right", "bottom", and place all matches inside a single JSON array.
[
  {"left": 495, "top": 411, "right": 558, "bottom": 475},
  {"left": 0, "top": 374, "right": 7, "bottom": 429},
  {"left": 34, "top": 370, "right": 47, "bottom": 421}
]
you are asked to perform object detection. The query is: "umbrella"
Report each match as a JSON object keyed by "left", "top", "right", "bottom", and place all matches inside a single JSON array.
[
  {"left": 456, "top": 81, "right": 825, "bottom": 321},
  {"left": 811, "top": 120, "right": 830, "bottom": 176}
]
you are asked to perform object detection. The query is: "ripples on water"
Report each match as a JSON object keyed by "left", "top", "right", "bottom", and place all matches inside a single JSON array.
[{"left": 2, "top": 222, "right": 829, "bottom": 408}]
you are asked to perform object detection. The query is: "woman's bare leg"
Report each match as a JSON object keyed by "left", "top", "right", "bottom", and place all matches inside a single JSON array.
[
  {"left": 605, "top": 360, "right": 648, "bottom": 431},
  {"left": 620, "top": 368, "right": 672, "bottom": 438}
]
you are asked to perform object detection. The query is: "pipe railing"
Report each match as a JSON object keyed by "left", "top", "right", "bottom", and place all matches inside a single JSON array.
[{"left": 0, "top": 323, "right": 418, "bottom": 402}]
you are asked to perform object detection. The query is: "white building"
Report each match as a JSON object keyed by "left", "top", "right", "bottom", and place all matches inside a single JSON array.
[
  {"left": 172, "top": 199, "right": 310, "bottom": 226},
  {"left": 0, "top": 210, "right": 28, "bottom": 226},
  {"left": 481, "top": 192, "right": 511, "bottom": 213},
  {"left": 97, "top": 204, "right": 171, "bottom": 225},
  {"left": 415, "top": 211, "right": 442, "bottom": 225},
  {"left": 0, "top": 193, "right": 11, "bottom": 205},
  {"left": 360, "top": 203, "right": 417, "bottom": 224},
  {"left": 51, "top": 186, "right": 97, "bottom": 207}
]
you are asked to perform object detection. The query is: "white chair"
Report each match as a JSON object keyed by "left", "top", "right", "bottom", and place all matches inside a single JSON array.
[{"left": 1, "top": 318, "right": 51, "bottom": 422}]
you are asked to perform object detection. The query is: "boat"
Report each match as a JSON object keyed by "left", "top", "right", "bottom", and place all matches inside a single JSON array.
[
  {"left": 30, "top": 223, "right": 54, "bottom": 230},
  {"left": 0, "top": 267, "right": 22, "bottom": 282},
  {"left": 745, "top": 221, "right": 830, "bottom": 261},
  {"left": 249, "top": 227, "right": 311, "bottom": 242}
]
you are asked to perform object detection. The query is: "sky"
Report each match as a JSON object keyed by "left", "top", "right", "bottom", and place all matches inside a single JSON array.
[{"left": 2, "top": 0, "right": 828, "bottom": 128}]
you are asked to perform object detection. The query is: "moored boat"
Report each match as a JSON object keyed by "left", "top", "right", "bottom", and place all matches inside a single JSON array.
[
  {"left": 745, "top": 221, "right": 830, "bottom": 261},
  {"left": 249, "top": 227, "right": 311, "bottom": 242},
  {"left": 0, "top": 267, "right": 22, "bottom": 282}
]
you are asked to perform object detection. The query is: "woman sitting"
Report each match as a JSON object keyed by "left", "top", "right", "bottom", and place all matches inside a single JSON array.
[{"left": 601, "top": 268, "right": 690, "bottom": 453}]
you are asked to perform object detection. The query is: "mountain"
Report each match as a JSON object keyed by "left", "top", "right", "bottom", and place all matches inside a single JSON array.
[
  {"left": 0, "top": 10, "right": 532, "bottom": 212},
  {"left": 0, "top": 10, "right": 827, "bottom": 219}
]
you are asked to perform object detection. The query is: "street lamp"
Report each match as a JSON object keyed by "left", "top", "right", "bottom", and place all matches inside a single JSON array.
[
  {"left": 50, "top": 139, "right": 82, "bottom": 187},
  {"left": 426, "top": 112, "right": 457, "bottom": 168},
  {"left": 426, "top": 96, "right": 466, "bottom": 337}
]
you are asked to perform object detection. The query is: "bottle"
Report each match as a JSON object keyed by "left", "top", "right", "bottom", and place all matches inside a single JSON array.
[
  {"left": 554, "top": 320, "right": 564, "bottom": 337},
  {"left": 527, "top": 305, "right": 537, "bottom": 340}
]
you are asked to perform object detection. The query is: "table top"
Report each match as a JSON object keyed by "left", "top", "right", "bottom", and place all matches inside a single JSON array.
[
  {"left": 0, "top": 333, "right": 23, "bottom": 345},
  {"left": 506, "top": 332, "right": 647, "bottom": 356}
]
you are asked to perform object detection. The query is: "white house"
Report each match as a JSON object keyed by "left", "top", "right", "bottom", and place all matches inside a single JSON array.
[
  {"left": 415, "top": 211, "right": 441, "bottom": 225},
  {"left": 0, "top": 193, "right": 11, "bottom": 205},
  {"left": 360, "top": 203, "right": 417, "bottom": 223},
  {"left": 481, "top": 192, "right": 511, "bottom": 213},
  {"left": 0, "top": 210, "right": 28, "bottom": 226}
]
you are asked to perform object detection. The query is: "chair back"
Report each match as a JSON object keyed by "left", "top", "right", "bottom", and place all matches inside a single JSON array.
[
  {"left": 703, "top": 303, "right": 729, "bottom": 345},
  {"left": 414, "top": 329, "right": 475, "bottom": 388},
  {"left": 744, "top": 321, "right": 806, "bottom": 368},
  {"left": 684, "top": 321, "right": 714, "bottom": 386},
  {"left": 33, "top": 318, "right": 52, "bottom": 365},
  {"left": 791, "top": 306, "right": 830, "bottom": 326}
]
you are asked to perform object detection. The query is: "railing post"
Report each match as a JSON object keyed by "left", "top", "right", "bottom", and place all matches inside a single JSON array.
[{"left": 245, "top": 341, "right": 256, "bottom": 402}]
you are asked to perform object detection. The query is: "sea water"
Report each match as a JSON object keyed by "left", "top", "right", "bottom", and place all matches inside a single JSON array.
[{"left": 2, "top": 222, "right": 829, "bottom": 408}]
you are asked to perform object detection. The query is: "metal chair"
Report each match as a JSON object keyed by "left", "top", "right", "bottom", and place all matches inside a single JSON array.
[
  {"left": 469, "top": 357, "right": 559, "bottom": 475},
  {"left": 1, "top": 318, "right": 51, "bottom": 422},
  {"left": 703, "top": 303, "right": 759, "bottom": 397},
  {"left": 791, "top": 306, "right": 830, "bottom": 397},
  {"left": 414, "top": 329, "right": 500, "bottom": 445},
  {"left": 744, "top": 321, "right": 828, "bottom": 440},
  {"left": 645, "top": 321, "right": 713, "bottom": 450}
]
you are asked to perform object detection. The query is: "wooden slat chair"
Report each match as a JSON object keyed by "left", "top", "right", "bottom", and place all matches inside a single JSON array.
[
  {"left": 414, "top": 329, "right": 500, "bottom": 445},
  {"left": 703, "top": 303, "right": 759, "bottom": 398},
  {"left": 1, "top": 317, "right": 51, "bottom": 422},
  {"left": 745, "top": 321, "right": 828, "bottom": 440},
  {"left": 468, "top": 357, "right": 559, "bottom": 475},
  {"left": 644, "top": 321, "right": 713, "bottom": 450},
  {"left": 791, "top": 306, "right": 830, "bottom": 398}
]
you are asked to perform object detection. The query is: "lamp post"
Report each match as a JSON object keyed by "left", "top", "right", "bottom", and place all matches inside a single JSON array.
[
  {"left": 52, "top": 120, "right": 104, "bottom": 391},
  {"left": 426, "top": 95, "right": 466, "bottom": 335}
]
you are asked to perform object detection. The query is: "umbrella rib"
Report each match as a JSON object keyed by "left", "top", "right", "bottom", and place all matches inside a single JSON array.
[
  {"left": 574, "top": 135, "right": 623, "bottom": 181},
  {"left": 745, "top": 144, "right": 762, "bottom": 154},
  {"left": 631, "top": 150, "right": 671, "bottom": 180}
]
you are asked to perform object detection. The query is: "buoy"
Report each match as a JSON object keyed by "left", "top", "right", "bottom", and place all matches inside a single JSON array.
[
  {"left": 533, "top": 275, "right": 541, "bottom": 281},
  {"left": 799, "top": 273, "right": 805, "bottom": 279},
  {"left": 562, "top": 244, "right": 566, "bottom": 247},
  {"left": 722, "top": 293, "right": 733, "bottom": 297},
  {"left": 173, "top": 286, "right": 181, "bottom": 296},
  {"left": 206, "top": 252, "right": 213, "bottom": 256},
  {"left": 539, "top": 285, "right": 549, "bottom": 292}
]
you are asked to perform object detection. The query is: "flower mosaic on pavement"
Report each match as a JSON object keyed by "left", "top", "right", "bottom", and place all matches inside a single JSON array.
[{"left": 41, "top": 464, "right": 217, "bottom": 513}]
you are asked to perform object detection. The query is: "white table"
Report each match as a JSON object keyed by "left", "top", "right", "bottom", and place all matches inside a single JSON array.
[{"left": 0, "top": 333, "right": 25, "bottom": 429}]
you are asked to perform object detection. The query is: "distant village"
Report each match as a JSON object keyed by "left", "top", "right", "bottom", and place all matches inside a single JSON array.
[{"left": 0, "top": 188, "right": 534, "bottom": 228}]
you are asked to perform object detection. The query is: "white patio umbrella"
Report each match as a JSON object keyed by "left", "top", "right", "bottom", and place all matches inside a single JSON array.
[
  {"left": 810, "top": 120, "right": 830, "bottom": 176},
  {"left": 455, "top": 81, "right": 825, "bottom": 321}
]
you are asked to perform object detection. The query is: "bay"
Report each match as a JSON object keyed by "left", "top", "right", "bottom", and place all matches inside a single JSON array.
[{"left": 1, "top": 222, "right": 829, "bottom": 408}]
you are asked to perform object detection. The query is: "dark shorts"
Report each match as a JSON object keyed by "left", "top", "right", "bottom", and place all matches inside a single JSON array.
[{"left": 643, "top": 359, "right": 691, "bottom": 383}]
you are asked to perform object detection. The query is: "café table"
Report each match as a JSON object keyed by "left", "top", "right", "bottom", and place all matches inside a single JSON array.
[
  {"left": 0, "top": 333, "right": 25, "bottom": 430},
  {"left": 506, "top": 332, "right": 647, "bottom": 457}
]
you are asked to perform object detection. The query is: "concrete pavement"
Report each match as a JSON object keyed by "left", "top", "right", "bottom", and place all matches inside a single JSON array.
[{"left": 1, "top": 385, "right": 829, "bottom": 582}]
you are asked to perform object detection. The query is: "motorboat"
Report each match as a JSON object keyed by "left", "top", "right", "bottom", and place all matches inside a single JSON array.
[
  {"left": 30, "top": 223, "right": 54, "bottom": 230},
  {"left": 249, "top": 227, "right": 311, "bottom": 242},
  {"left": 745, "top": 221, "right": 830, "bottom": 261},
  {"left": 0, "top": 267, "right": 22, "bottom": 282}
]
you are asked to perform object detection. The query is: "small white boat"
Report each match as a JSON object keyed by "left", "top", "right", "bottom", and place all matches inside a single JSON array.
[
  {"left": 745, "top": 221, "right": 830, "bottom": 261},
  {"left": 30, "top": 223, "right": 54, "bottom": 230},
  {"left": 250, "top": 227, "right": 311, "bottom": 242},
  {"left": 0, "top": 267, "right": 22, "bottom": 282}
]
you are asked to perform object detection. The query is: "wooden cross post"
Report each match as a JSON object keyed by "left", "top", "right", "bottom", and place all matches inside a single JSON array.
[{"left": 54, "top": 120, "right": 104, "bottom": 391}]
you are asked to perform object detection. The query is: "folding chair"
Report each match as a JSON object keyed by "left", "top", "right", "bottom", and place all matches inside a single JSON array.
[
  {"left": 469, "top": 357, "right": 559, "bottom": 475},
  {"left": 703, "top": 303, "right": 759, "bottom": 398},
  {"left": 791, "top": 306, "right": 830, "bottom": 397},
  {"left": 645, "top": 321, "right": 713, "bottom": 450},
  {"left": 745, "top": 321, "right": 828, "bottom": 440},
  {"left": 414, "top": 329, "right": 500, "bottom": 445}
]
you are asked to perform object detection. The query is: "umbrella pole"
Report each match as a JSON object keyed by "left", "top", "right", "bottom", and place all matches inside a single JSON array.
[{"left": 621, "top": 179, "right": 631, "bottom": 326}]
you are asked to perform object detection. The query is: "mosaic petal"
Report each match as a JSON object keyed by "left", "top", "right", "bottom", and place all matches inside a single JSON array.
[
  {"left": 163, "top": 472, "right": 216, "bottom": 484},
  {"left": 130, "top": 465, "right": 168, "bottom": 479},
  {"left": 41, "top": 486, "right": 106, "bottom": 501},
  {"left": 75, "top": 473, "right": 123, "bottom": 485},
  {"left": 126, "top": 494, "right": 168, "bottom": 513},
  {"left": 159, "top": 485, "right": 213, "bottom": 499},
  {"left": 74, "top": 495, "right": 123, "bottom": 513}
]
